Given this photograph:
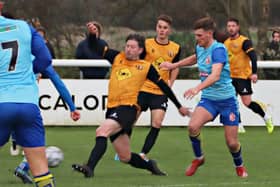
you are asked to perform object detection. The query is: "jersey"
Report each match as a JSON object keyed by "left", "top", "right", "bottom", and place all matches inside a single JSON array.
[
  {"left": 0, "top": 16, "right": 51, "bottom": 105},
  {"left": 196, "top": 40, "right": 236, "bottom": 100},
  {"left": 107, "top": 52, "right": 151, "bottom": 108},
  {"left": 224, "top": 35, "right": 254, "bottom": 79},
  {"left": 140, "top": 38, "right": 180, "bottom": 95}
]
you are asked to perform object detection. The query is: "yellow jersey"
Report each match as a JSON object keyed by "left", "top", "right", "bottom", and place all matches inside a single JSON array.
[
  {"left": 107, "top": 52, "right": 151, "bottom": 108},
  {"left": 140, "top": 38, "right": 180, "bottom": 95},
  {"left": 224, "top": 35, "right": 254, "bottom": 79}
]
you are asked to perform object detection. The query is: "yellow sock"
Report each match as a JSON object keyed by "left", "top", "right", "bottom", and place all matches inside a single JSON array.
[{"left": 34, "top": 172, "right": 55, "bottom": 187}]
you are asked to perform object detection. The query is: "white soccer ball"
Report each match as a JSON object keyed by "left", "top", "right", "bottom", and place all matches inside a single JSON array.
[{"left": 45, "top": 146, "right": 64, "bottom": 167}]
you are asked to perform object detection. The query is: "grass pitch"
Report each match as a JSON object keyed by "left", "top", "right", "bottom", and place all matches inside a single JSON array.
[{"left": 0, "top": 126, "right": 279, "bottom": 187}]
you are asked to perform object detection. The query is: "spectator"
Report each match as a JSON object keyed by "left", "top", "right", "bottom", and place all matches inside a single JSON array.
[
  {"left": 263, "top": 30, "right": 280, "bottom": 79},
  {"left": 37, "top": 27, "right": 56, "bottom": 59},
  {"left": 76, "top": 21, "right": 109, "bottom": 79},
  {"left": 263, "top": 30, "right": 280, "bottom": 60}
]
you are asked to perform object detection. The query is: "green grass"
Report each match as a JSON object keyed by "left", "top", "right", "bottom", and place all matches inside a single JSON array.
[{"left": 1, "top": 126, "right": 279, "bottom": 187}]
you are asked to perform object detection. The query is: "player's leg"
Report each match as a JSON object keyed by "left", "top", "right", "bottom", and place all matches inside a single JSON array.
[
  {"left": 185, "top": 99, "right": 215, "bottom": 176},
  {"left": 113, "top": 133, "right": 166, "bottom": 176},
  {"left": 15, "top": 103, "right": 56, "bottom": 186},
  {"left": 139, "top": 93, "right": 167, "bottom": 159},
  {"left": 224, "top": 126, "right": 248, "bottom": 178},
  {"left": 241, "top": 94, "right": 274, "bottom": 133},
  {"left": 221, "top": 97, "right": 248, "bottom": 178},
  {"left": 72, "top": 118, "right": 121, "bottom": 177}
]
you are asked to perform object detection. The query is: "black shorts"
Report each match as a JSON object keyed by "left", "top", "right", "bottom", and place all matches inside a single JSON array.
[
  {"left": 137, "top": 91, "right": 168, "bottom": 112},
  {"left": 232, "top": 78, "right": 253, "bottom": 95},
  {"left": 106, "top": 105, "right": 137, "bottom": 132}
]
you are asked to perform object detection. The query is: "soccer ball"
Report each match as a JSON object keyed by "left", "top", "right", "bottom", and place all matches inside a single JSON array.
[{"left": 45, "top": 146, "right": 64, "bottom": 167}]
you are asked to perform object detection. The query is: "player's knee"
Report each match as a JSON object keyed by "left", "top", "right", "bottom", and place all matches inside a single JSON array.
[
  {"left": 226, "top": 140, "right": 239, "bottom": 151},
  {"left": 188, "top": 125, "right": 199, "bottom": 135},
  {"left": 95, "top": 126, "right": 109, "bottom": 137},
  {"left": 151, "top": 120, "right": 162, "bottom": 128}
]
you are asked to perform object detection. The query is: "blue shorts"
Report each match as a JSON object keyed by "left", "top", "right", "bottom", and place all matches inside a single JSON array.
[
  {"left": 0, "top": 103, "right": 45, "bottom": 147},
  {"left": 197, "top": 97, "right": 239, "bottom": 126}
]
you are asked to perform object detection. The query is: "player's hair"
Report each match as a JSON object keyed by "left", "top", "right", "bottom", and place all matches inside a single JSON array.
[
  {"left": 126, "top": 33, "right": 145, "bottom": 49},
  {"left": 157, "top": 14, "right": 173, "bottom": 25},
  {"left": 227, "top": 17, "right": 239, "bottom": 25},
  {"left": 193, "top": 17, "right": 216, "bottom": 31}
]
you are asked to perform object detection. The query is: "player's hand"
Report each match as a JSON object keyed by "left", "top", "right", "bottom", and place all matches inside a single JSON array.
[
  {"left": 184, "top": 87, "right": 199, "bottom": 100},
  {"left": 70, "top": 110, "right": 80, "bottom": 121},
  {"left": 159, "top": 61, "right": 175, "bottom": 70},
  {"left": 250, "top": 74, "right": 258, "bottom": 83},
  {"left": 178, "top": 106, "right": 192, "bottom": 117}
]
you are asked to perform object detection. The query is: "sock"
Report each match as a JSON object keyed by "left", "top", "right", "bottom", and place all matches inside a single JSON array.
[
  {"left": 230, "top": 146, "right": 243, "bottom": 167},
  {"left": 248, "top": 101, "right": 265, "bottom": 118},
  {"left": 189, "top": 133, "right": 203, "bottom": 158},
  {"left": 141, "top": 127, "right": 160, "bottom": 154},
  {"left": 34, "top": 172, "right": 55, "bottom": 187},
  {"left": 87, "top": 136, "right": 107, "bottom": 171},
  {"left": 18, "top": 157, "right": 29, "bottom": 172}
]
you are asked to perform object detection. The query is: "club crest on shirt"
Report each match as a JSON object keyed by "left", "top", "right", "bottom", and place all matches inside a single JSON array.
[
  {"left": 116, "top": 68, "right": 132, "bottom": 80},
  {"left": 229, "top": 112, "right": 236, "bottom": 122},
  {"left": 205, "top": 56, "right": 211, "bottom": 64},
  {"left": 152, "top": 57, "right": 165, "bottom": 71},
  {"left": 135, "top": 64, "right": 143, "bottom": 70}
]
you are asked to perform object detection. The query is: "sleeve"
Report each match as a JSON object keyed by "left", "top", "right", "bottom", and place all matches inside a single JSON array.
[
  {"left": 172, "top": 47, "right": 181, "bottom": 63},
  {"left": 212, "top": 47, "right": 227, "bottom": 65},
  {"left": 42, "top": 65, "right": 76, "bottom": 111},
  {"left": 147, "top": 65, "right": 182, "bottom": 109},
  {"left": 104, "top": 48, "right": 120, "bottom": 64},
  {"left": 30, "top": 25, "right": 52, "bottom": 74},
  {"left": 243, "top": 40, "right": 257, "bottom": 74}
]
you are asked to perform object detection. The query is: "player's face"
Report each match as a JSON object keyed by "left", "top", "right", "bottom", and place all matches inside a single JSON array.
[
  {"left": 156, "top": 20, "right": 171, "bottom": 40},
  {"left": 125, "top": 39, "right": 143, "bottom": 61},
  {"left": 194, "top": 28, "right": 213, "bottom": 48},
  {"left": 227, "top": 21, "right": 239, "bottom": 37}
]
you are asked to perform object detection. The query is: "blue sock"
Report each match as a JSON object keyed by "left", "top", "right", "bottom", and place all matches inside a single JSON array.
[
  {"left": 18, "top": 158, "right": 29, "bottom": 172},
  {"left": 230, "top": 146, "right": 243, "bottom": 167},
  {"left": 189, "top": 134, "right": 203, "bottom": 158}
]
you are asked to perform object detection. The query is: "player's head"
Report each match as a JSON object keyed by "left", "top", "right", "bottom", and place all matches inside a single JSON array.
[
  {"left": 125, "top": 33, "right": 145, "bottom": 61},
  {"left": 87, "top": 21, "right": 102, "bottom": 38},
  {"left": 156, "top": 14, "right": 172, "bottom": 41},
  {"left": 0, "top": 1, "right": 4, "bottom": 13},
  {"left": 193, "top": 17, "right": 216, "bottom": 48},
  {"left": 272, "top": 30, "right": 280, "bottom": 43},
  {"left": 226, "top": 18, "right": 240, "bottom": 38}
]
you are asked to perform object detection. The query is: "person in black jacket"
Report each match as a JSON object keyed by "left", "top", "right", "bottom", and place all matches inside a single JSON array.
[{"left": 76, "top": 21, "right": 109, "bottom": 79}]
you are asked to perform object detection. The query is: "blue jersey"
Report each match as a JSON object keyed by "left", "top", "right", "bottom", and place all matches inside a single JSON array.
[
  {"left": 196, "top": 40, "right": 236, "bottom": 100},
  {"left": 0, "top": 16, "right": 51, "bottom": 105}
]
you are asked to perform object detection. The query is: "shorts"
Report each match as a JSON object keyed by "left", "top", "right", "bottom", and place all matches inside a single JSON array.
[
  {"left": 138, "top": 91, "right": 168, "bottom": 112},
  {"left": 197, "top": 97, "right": 239, "bottom": 126},
  {"left": 0, "top": 103, "right": 45, "bottom": 147},
  {"left": 106, "top": 105, "right": 137, "bottom": 132},
  {"left": 232, "top": 78, "right": 253, "bottom": 95}
]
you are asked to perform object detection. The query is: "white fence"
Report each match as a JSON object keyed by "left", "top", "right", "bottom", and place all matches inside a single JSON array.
[{"left": 40, "top": 60, "right": 280, "bottom": 126}]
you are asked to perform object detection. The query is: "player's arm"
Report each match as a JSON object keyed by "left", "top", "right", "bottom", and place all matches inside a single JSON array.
[
  {"left": 169, "top": 47, "right": 181, "bottom": 87},
  {"left": 103, "top": 48, "right": 120, "bottom": 64},
  {"left": 184, "top": 47, "right": 225, "bottom": 99},
  {"left": 243, "top": 39, "right": 257, "bottom": 75},
  {"left": 30, "top": 26, "right": 52, "bottom": 74},
  {"left": 160, "top": 54, "right": 197, "bottom": 70},
  {"left": 42, "top": 65, "right": 80, "bottom": 121},
  {"left": 147, "top": 65, "right": 191, "bottom": 116}
]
